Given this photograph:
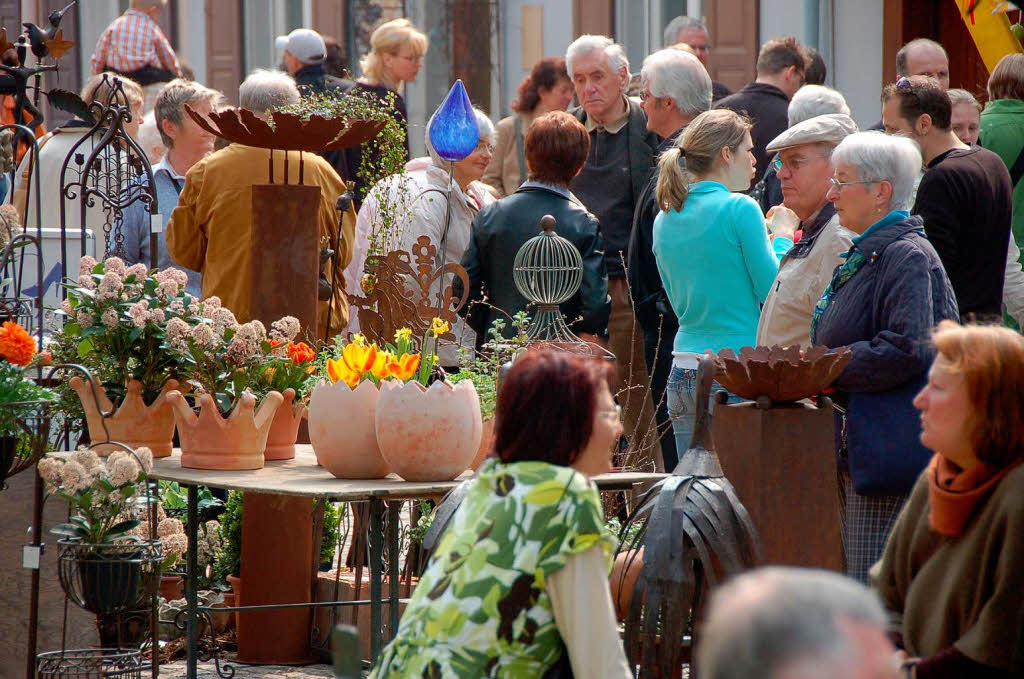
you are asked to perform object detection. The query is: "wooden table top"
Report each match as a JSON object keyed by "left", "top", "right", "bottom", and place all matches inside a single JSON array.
[{"left": 138, "top": 447, "right": 666, "bottom": 501}]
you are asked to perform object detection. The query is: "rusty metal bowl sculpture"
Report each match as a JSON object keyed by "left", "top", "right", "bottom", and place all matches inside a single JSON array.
[
  {"left": 714, "top": 345, "right": 852, "bottom": 403},
  {"left": 184, "top": 104, "right": 385, "bottom": 152}
]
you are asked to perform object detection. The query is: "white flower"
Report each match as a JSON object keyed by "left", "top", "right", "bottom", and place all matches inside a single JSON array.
[
  {"left": 77, "top": 310, "right": 94, "bottom": 328},
  {"left": 148, "top": 308, "right": 166, "bottom": 324},
  {"left": 157, "top": 517, "right": 184, "bottom": 538},
  {"left": 78, "top": 255, "right": 97, "bottom": 276},
  {"left": 166, "top": 317, "right": 190, "bottom": 349},
  {"left": 69, "top": 448, "right": 101, "bottom": 473},
  {"left": 200, "top": 296, "right": 221, "bottom": 315},
  {"left": 101, "top": 308, "right": 119, "bottom": 329},
  {"left": 60, "top": 299, "right": 73, "bottom": 315},
  {"left": 135, "top": 446, "right": 153, "bottom": 473},
  {"left": 38, "top": 457, "right": 63, "bottom": 484},
  {"left": 270, "top": 316, "right": 301, "bottom": 341},
  {"left": 128, "top": 300, "right": 150, "bottom": 327},
  {"left": 190, "top": 323, "right": 217, "bottom": 349},
  {"left": 97, "top": 272, "right": 124, "bottom": 300},
  {"left": 163, "top": 533, "right": 188, "bottom": 557},
  {"left": 210, "top": 307, "right": 237, "bottom": 335},
  {"left": 77, "top": 273, "right": 96, "bottom": 290},
  {"left": 60, "top": 460, "right": 89, "bottom": 494},
  {"left": 108, "top": 456, "right": 140, "bottom": 487},
  {"left": 125, "top": 263, "right": 148, "bottom": 279},
  {"left": 235, "top": 320, "right": 266, "bottom": 345},
  {"left": 103, "top": 257, "right": 126, "bottom": 276},
  {"left": 168, "top": 300, "right": 185, "bottom": 315}
]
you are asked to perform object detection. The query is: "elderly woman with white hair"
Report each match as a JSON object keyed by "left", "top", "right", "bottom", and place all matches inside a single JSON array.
[
  {"left": 345, "top": 106, "right": 495, "bottom": 364},
  {"left": 753, "top": 84, "right": 852, "bottom": 213},
  {"left": 809, "top": 132, "right": 958, "bottom": 585}
]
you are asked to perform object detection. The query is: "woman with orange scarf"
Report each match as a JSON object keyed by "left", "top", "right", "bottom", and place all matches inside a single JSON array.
[{"left": 871, "top": 322, "right": 1024, "bottom": 679}]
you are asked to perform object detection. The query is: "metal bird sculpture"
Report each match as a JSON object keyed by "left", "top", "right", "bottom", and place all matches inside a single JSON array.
[
  {"left": 615, "top": 354, "right": 760, "bottom": 678},
  {"left": 23, "top": 1, "right": 76, "bottom": 60}
]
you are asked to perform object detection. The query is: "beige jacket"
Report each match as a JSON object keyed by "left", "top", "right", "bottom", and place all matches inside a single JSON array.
[
  {"left": 756, "top": 211, "right": 854, "bottom": 348},
  {"left": 481, "top": 112, "right": 536, "bottom": 198}
]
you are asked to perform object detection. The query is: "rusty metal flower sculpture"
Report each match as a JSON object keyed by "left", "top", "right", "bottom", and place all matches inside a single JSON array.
[
  {"left": 713, "top": 345, "right": 852, "bottom": 405},
  {"left": 616, "top": 355, "right": 760, "bottom": 677},
  {"left": 184, "top": 104, "right": 384, "bottom": 152}
]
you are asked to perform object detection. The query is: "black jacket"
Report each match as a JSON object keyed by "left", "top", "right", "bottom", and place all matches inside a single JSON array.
[
  {"left": 714, "top": 82, "right": 790, "bottom": 185},
  {"left": 456, "top": 185, "right": 611, "bottom": 340},
  {"left": 627, "top": 134, "right": 679, "bottom": 334}
]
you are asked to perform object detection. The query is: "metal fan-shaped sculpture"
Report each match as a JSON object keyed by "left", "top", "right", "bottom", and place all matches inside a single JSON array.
[
  {"left": 616, "top": 354, "right": 760, "bottom": 678},
  {"left": 714, "top": 345, "right": 851, "bottom": 405},
  {"left": 185, "top": 104, "right": 384, "bottom": 152}
]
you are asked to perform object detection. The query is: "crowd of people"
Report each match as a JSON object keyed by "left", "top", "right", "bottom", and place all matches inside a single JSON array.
[{"left": 11, "top": 1, "right": 1023, "bottom": 676}]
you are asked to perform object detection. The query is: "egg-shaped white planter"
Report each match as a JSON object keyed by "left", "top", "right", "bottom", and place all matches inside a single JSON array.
[
  {"left": 375, "top": 379, "right": 482, "bottom": 481},
  {"left": 309, "top": 379, "right": 390, "bottom": 479}
]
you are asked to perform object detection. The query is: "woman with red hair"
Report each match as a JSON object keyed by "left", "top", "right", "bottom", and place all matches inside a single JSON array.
[{"left": 371, "top": 349, "right": 631, "bottom": 678}]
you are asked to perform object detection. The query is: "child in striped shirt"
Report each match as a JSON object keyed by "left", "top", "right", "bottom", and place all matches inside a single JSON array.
[{"left": 90, "top": 0, "right": 180, "bottom": 87}]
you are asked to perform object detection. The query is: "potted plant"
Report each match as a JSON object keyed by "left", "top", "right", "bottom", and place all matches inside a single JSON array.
[
  {"left": 38, "top": 446, "right": 163, "bottom": 643},
  {"left": 163, "top": 301, "right": 286, "bottom": 470},
  {"left": 59, "top": 256, "right": 200, "bottom": 457},
  {"left": 306, "top": 328, "right": 422, "bottom": 479},
  {"left": 251, "top": 318, "right": 316, "bottom": 460},
  {"left": 0, "top": 320, "right": 52, "bottom": 488}
]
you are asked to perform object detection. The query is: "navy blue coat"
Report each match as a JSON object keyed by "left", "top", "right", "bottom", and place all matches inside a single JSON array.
[{"left": 812, "top": 215, "right": 958, "bottom": 484}]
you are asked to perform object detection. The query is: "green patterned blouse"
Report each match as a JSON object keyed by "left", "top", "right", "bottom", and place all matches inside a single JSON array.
[{"left": 369, "top": 458, "right": 617, "bottom": 678}]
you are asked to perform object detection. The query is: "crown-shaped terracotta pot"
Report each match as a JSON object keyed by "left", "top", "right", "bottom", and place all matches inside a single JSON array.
[
  {"left": 308, "top": 379, "right": 390, "bottom": 479},
  {"left": 265, "top": 388, "right": 306, "bottom": 461},
  {"left": 168, "top": 390, "right": 284, "bottom": 470},
  {"left": 68, "top": 377, "right": 179, "bottom": 458}
]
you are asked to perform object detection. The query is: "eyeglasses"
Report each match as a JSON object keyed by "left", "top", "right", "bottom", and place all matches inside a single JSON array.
[
  {"left": 598, "top": 405, "right": 622, "bottom": 422},
  {"left": 473, "top": 141, "right": 495, "bottom": 154},
  {"left": 772, "top": 154, "right": 828, "bottom": 173},
  {"left": 827, "top": 177, "right": 878, "bottom": 192}
]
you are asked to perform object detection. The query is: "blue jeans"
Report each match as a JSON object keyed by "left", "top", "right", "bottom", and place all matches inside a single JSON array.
[{"left": 666, "top": 365, "right": 742, "bottom": 467}]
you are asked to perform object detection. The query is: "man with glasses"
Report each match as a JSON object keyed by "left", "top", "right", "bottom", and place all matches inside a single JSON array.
[
  {"left": 757, "top": 114, "right": 858, "bottom": 348},
  {"left": 882, "top": 76, "right": 1012, "bottom": 322},
  {"left": 714, "top": 37, "right": 811, "bottom": 185},
  {"left": 662, "top": 15, "right": 731, "bottom": 102}
]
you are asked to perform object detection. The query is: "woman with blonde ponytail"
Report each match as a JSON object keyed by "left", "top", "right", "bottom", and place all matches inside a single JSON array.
[{"left": 653, "top": 108, "right": 796, "bottom": 456}]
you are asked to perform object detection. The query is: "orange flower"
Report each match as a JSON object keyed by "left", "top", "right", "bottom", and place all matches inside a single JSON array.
[
  {"left": 0, "top": 321, "right": 37, "bottom": 366},
  {"left": 342, "top": 341, "right": 377, "bottom": 374},
  {"left": 287, "top": 341, "right": 315, "bottom": 365},
  {"left": 388, "top": 352, "right": 420, "bottom": 381},
  {"left": 326, "top": 357, "right": 361, "bottom": 388},
  {"left": 370, "top": 350, "right": 394, "bottom": 380}
]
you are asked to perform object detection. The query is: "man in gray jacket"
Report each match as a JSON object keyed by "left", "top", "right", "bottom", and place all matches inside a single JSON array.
[{"left": 756, "top": 114, "right": 858, "bottom": 349}]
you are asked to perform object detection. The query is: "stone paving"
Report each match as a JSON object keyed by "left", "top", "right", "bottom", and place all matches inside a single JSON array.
[{"left": 159, "top": 660, "right": 337, "bottom": 678}]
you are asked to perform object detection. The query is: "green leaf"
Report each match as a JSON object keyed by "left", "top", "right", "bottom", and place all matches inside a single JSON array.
[
  {"left": 50, "top": 523, "right": 86, "bottom": 538},
  {"left": 128, "top": 325, "right": 146, "bottom": 343},
  {"left": 77, "top": 337, "right": 94, "bottom": 358},
  {"left": 107, "top": 519, "right": 140, "bottom": 536}
]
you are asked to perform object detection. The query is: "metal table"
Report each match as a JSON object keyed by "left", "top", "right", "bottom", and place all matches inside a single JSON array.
[{"left": 149, "top": 447, "right": 664, "bottom": 678}]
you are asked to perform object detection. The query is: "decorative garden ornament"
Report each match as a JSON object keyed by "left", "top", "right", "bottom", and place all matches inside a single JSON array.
[
  {"left": 168, "top": 390, "right": 283, "bottom": 470},
  {"left": 616, "top": 355, "right": 760, "bottom": 675},
  {"left": 265, "top": 388, "right": 305, "bottom": 461},
  {"left": 714, "top": 344, "right": 852, "bottom": 405},
  {"left": 309, "top": 379, "right": 390, "bottom": 479},
  {"left": 375, "top": 379, "right": 482, "bottom": 481},
  {"left": 427, "top": 79, "right": 479, "bottom": 161},
  {"left": 69, "top": 377, "right": 179, "bottom": 457}
]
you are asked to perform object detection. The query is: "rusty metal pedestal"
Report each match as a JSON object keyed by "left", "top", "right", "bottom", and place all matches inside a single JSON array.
[{"left": 712, "top": 399, "right": 842, "bottom": 571}]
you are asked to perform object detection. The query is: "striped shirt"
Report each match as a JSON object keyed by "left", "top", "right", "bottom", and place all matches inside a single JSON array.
[{"left": 90, "top": 9, "right": 180, "bottom": 76}]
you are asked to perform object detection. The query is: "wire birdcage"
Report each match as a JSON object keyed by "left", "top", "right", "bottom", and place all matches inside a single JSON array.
[
  {"left": 512, "top": 215, "right": 586, "bottom": 344},
  {"left": 36, "top": 649, "right": 143, "bottom": 678}
]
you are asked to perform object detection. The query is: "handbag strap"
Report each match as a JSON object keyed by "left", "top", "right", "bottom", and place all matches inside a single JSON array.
[{"left": 514, "top": 115, "right": 527, "bottom": 186}]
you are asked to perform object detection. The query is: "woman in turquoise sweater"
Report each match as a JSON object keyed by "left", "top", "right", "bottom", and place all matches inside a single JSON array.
[{"left": 652, "top": 108, "right": 793, "bottom": 459}]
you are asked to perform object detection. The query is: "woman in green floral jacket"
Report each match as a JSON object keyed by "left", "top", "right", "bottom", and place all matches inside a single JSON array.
[{"left": 371, "top": 350, "right": 633, "bottom": 678}]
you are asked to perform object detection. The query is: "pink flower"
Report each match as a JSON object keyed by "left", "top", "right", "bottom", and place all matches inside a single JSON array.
[
  {"left": 103, "top": 257, "right": 126, "bottom": 276},
  {"left": 60, "top": 299, "right": 73, "bottom": 315},
  {"left": 78, "top": 255, "right": 97, "bottom": 276},
  {"left": 77, "top": 274, "right": 96, "bottom": 290},
  {"left": 97, "top": 272, "right": 124, "bottom": 300},
  {"left": 148, "top": 308, "right": 166, "bottom": 324},
  {"left": 77, "top": 310, "right": 94, "bottom": 328},
  {"left": 101, "top": 308, "right": 119, "bottom": 329},
  {"left": 125, "top": 263, "right": 148, "bottom": 279},
  {"left": 128, "top": 300, "right": 150, "bottom": 327}
]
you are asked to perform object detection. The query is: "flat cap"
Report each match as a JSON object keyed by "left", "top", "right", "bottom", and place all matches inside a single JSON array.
[{"left": 766, "top": 113, "right": 858, "bottom": 153}]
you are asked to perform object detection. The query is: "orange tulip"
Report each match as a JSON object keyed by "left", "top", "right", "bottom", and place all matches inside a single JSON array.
[
  {"left": 326, "top": 357, "right": 361, "bottom": 388},
  {"left": 370, "top": 350, "right": 394, "bottom": 380},
  {"left": 342, "top": 341, "right": 377, "bottom": 374},
  {"left": 388, "top": 352, "right": 420, "bottom": 381}
]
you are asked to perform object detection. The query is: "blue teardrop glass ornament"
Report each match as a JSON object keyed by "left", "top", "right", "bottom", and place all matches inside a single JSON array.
[{"left": 428, "top": 79, "right": 480, "bottom": 161}]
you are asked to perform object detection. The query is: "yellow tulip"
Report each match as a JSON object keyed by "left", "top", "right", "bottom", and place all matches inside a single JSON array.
[
  {"left": 371, "top": 350, "right": 394, "bottom": 380},
  {"left": 326, "top": 357, "right": 361, "bottom": 387},
  {"left": 342, "top": 341, "right": 377, "bottom": 374},
  {"left": 389, "top": 352, "right": 421, "bottom": 381}
]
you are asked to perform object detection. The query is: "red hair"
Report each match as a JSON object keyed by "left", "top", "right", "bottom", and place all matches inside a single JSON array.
[{"left": 495, "top": 348, "right": 614, "bottom": 466}]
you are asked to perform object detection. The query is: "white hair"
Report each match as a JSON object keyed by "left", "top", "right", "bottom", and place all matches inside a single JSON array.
[
  {"left": 663, "top": 15, "right": 708, "bottom": 47},
  {"left": 788, "top": 85, "right": 851, "bottom": 127},
  {"left": 831, "top": 131, "right": 923, "bottom": 211},
  {"left": 697, "top": 567, "right": 890, "bottom": 679},
  {"left": 137, "top": 111, "right": 163, "bottom": 164},
  {"left": 239, "top": 69, "right": 300, "bottom": 116},
  {"left": 424, "top": 107, "right": 496, "bottom": 167},
  {"left": 565, "top": 35, "right": 630, "bottom": 84},
  {"left": 641, "top": 49, "right": 712, "bottom": 117}
]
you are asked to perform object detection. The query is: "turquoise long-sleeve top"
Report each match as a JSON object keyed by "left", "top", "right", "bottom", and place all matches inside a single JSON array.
[{"left": 653, "top": 180, "right": 791, "bottom": 354}]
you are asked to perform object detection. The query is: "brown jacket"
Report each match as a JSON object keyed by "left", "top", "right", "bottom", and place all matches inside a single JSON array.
[
  {"left": 167, "top": 143, "right": 355, "bottom": 336},
  {"left": 871, "top": 462, "right": 1024, "bottom": 669}
]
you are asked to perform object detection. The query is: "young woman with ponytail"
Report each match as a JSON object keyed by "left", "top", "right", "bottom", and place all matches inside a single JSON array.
[{"left": 652, "top": 108, "right": 795, "bottom": 456}]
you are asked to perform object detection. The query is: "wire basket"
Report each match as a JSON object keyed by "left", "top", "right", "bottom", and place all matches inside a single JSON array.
[
  {"left": 0, "top": 399, "right": 51, "bottom": 490},
  {"left": 57, "top": 540, "right": 162, "bottom": 616},
  {"left": 36, "top": 649, "right": 143, "bottom": 678}
]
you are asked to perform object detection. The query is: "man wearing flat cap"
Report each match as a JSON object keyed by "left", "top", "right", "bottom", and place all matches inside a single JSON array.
[{"left": 757, "top": 113, "right": 858, "bottom": 348}]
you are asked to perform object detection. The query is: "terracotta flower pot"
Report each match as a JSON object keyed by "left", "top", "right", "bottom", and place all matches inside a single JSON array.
[
  {"left": 375, "top": 379, "right": 482, "bottom": 482},
  {"left": 159, "top": 575, "right": 183, "bottom": 601},
  {"left": 226, "top": 574, "right": 242, "bottom": 632},
  {"left": 470, "top": 418, "right": 495, "bottom": 471},
  {"left": 309, "top": 379, "right": 390, "bottom": 479},
  {"left": 265, "top": 389, "right": 305, "bottom": 461},
  {"left": 69, "top": 377, "right": 179, "bottom": 457},
  {"left": 610, "top": 547, "right": 644, "bottom": 622},
  {"left": 168, "top": 390, "right": 283, "bottom": 471}
]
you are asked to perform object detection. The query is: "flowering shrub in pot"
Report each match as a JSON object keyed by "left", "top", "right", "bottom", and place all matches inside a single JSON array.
[
  {"left": 58, "top": 256, "right": 199, "bottom": 456},
  {"left": 250, "top": 319, "right": 317, "bottom": 460},
  {"left": 0, "top": 320, "right": 53, "bottom": 487}
]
